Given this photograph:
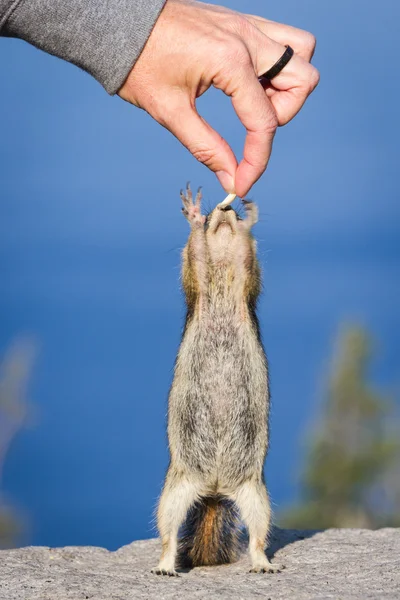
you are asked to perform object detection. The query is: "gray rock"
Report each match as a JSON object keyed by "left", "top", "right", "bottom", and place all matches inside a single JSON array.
[{"left": 0, "top": 528, "right": 399, "bottom": 599}]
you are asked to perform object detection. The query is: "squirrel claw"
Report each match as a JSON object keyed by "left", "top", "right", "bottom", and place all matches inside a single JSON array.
[
  {"left": 249, "top": 562, "right": 285, "bottom": 574},
  {"left": 151, "top": 567, "right": 180, "bottom": 577},
  {"left": 181, "top": 183, "right": 202, "bottom": 207},
  {"left": 181, "top": 184, "right": 205, "bottom": 225}
]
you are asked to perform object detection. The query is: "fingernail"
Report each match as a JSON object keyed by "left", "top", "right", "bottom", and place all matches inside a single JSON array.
[{"left": 216, "top": 170, "right": 235, "bottom": 193}]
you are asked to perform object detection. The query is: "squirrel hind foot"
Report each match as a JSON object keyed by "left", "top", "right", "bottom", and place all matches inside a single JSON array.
[{"left": 151, "top": 567, "right": 180, "bottom": 577}]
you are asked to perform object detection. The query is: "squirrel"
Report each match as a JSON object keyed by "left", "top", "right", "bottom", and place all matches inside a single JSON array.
[{"left": 152, "top": 184, "right": 281, "bottom": 576}]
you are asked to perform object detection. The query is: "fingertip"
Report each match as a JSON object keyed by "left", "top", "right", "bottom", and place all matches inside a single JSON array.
[
  {"left": 216, "top": 170, "right": 236, "bottom": 193},
  {"left": 234, "top": 173, "right": 251, "bottom": 199},
  {"left": 234, "top": 159, "right": 266, "bottom": 198}
]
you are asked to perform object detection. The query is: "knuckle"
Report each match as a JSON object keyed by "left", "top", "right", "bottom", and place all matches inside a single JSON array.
[
  {"left": 261, "top": 113, "right": 279, "bottom": 133},
  {"left": 235, "top": 46, "right": 252, "bottom": 69},
  {"left": 230, "top": 14, "right": 254, "bottom": 39},
  {"left": 302, "top": 32, "right": 317, "bottom": 56},
  {"left": 307, "top": 65, "right": 320, "bottom": 91},
  {"left": 191, "top": 144, "right": 220, "bottom": 167},
  {"left": 152, "top": 95, "right": 186, "bottom": 128},
  {"left": 219, "top": 37, "right": 251, "bottom": 69}
]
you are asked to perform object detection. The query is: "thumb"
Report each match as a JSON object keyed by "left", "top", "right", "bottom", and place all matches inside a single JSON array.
[{"left": 162, "top": 97, "right": 237, "bottom": 193}]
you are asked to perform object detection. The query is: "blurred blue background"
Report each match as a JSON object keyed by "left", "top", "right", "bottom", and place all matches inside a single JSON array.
[{"left": 0, "top": 0, "right": 399, "bottom": 549}]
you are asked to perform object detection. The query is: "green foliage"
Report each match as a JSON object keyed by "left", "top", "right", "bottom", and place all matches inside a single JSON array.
[
  {"left": 0, "top": 506, "right": 21, "bottom": 549},
  {"left": 0, "top": 339, "right": 35, "bottom": 547},
  {"left": 280, "top": 326, "right": 400, "bottom": 529}
]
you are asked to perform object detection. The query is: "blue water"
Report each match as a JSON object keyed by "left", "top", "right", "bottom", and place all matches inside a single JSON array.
[{"left": 1, "top": 0, "right": 399, "bottom": 549}]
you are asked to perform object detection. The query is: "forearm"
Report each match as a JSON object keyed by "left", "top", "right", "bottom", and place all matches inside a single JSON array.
[{"left": 0, "top": 0, "right": 166, "bottom": 94}]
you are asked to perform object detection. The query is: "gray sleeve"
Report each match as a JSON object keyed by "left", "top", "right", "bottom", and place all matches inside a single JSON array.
[{"left": 0, "top": 0, "right": 167, "bottom": 94}]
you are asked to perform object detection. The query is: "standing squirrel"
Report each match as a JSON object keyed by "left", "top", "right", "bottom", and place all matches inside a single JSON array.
[{"left": 152, "top": 185, "right": 281, "bottom": 576}]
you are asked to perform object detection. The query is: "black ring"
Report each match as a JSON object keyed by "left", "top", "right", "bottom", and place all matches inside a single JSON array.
[{"left": 259, "top": 45, "right": 294, "bottom": 81}]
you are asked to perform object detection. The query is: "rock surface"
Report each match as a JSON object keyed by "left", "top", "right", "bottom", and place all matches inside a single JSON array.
[{"left": 0, "top": 528, "right": 399, "bottom": 599}]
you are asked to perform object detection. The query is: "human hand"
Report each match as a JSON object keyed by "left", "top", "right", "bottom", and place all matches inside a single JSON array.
[{"left": 119, "top": 0, "right": 319, "bottom": 197}]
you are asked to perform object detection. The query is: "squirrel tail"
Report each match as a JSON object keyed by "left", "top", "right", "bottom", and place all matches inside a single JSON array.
[{"left": 179, "top": 496, "right": 240, "bottom": 567}]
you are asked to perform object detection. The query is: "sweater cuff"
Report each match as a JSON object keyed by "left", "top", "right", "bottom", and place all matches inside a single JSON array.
[{"left": 2, "top": 0, "right": 167, "bottom": 94}]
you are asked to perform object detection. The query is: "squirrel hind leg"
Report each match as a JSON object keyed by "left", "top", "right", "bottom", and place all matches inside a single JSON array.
[
  {"left": 231, "top": 480, "right": 284, "bottom": 574},
  {"left": 151, "top": 474, "right": 199, "bottom": 576}
]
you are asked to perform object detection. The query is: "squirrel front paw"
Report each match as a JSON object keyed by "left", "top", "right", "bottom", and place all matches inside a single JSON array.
[
  {"left": 181, "top": 183, "right": 205, "bottom": 227},
  {"left": 240, "top": 199, "right": 258, "bottom": 229}
]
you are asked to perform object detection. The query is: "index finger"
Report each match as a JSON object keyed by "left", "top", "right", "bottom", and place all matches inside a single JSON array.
[{"left": 229, "top": 67, "right": 278, "bottom": 198}]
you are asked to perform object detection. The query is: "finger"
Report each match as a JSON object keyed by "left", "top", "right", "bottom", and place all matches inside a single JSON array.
[
  {"left": 245, "top": 15, "right": 317, "bottom": 62},
  {"left": 244, "top": 30, "right": 320, "bottom": 126},
  {"left": 228, "top": 67, "right": 278, "bottom": 197},
  {"left": 160, "top": 94, "right": 238, "bottom": 193},
  {"left": 265, "top": 53, "right": 320, "bottom": 125}
]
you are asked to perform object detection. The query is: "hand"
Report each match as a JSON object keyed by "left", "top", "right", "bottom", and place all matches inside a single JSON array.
[{"left": 119, "top": 0, "right": 319, "bottom": 197}]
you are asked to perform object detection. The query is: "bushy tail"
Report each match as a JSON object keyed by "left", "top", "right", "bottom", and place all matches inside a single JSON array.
[{"left": 179, "top": 496, "right": 240, "bottom": 567}]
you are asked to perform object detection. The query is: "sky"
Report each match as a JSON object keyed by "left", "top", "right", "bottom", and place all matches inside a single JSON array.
[{"left": 0, "top": 0, "right": 399, "bottom": 549}]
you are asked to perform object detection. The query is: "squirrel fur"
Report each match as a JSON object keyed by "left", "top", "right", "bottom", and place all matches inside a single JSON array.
[{"left": 152, "top": 185, "right": 280, "bottom": 576}]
